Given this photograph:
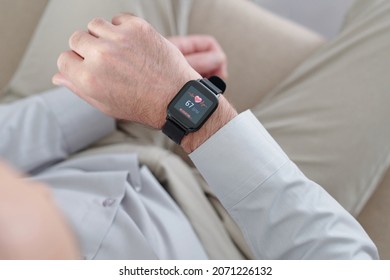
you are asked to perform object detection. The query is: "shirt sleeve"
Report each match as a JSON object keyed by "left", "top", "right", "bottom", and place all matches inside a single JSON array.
[
  {"left": 190, "top": 110, "right": 379, "bottom": 260},
  {"left": 0, "top": 87, "right": 115, "bottom": 174}
]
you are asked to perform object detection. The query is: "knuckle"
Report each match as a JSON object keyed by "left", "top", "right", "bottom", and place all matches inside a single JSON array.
[
  {"left": 112, "top": 13, "right": 133, "bottom": 26},
  {"left": 90, "top": 46, "right": 103, "bottom": 60},
  {"left": 200, "top": 34, "right": 218, "bottom": 46},
  {"left": 91, "top": 42, "right": 110, "bottom": 61},
  {"left": 57, "top": 52, "right": 69, "bottom": 72},
  {"left": 69, "top": 30, "right": 83, "bottom": 48},
  {"left": 88, "top": 17, "right": 106, "bottom": 29},
  {"left": 79, "top": 70, "right": 95, "bottom": 88},
  {"left": 206, "top": 36, "right": 223, "bottom": 50},
  {"left": 114, "top": 32, "right": 129, "bottom": 44},
  {"left": 131, "top": 17, "right": 150, "bottom": 32}
]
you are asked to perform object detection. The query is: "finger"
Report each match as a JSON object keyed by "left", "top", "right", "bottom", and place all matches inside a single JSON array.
[
  {"left": 52, "top": 72, "right": 79, "bottom": 94},
  {"left": 205, "top": 65, "right": 229, "bottom": 80},
  {"left": 56, "top": 50, "right": 84, "bottom": 85},
  {"left": 185, "top": 51, "right": 226, "bottom": 76},
  {"left": 53, "top": 69, "right": 99, "bottom": 104},
  {"left": 69, "top": 30, "right": 99, "bottom": 58},
  {"left": 169, "top": 35, "right": 221, "bottom": 55},
  {"left": 111, "top": 13, "right": 136, "bottom": 26},
  {"left": 88, "top": 17, "right": 116, "bottom": 39},
  {"left": 52, "top": 73, "right": 112, "bottom": 116},
  {"left": 57, "top": 50, "right": 83, "bottom": 76}
]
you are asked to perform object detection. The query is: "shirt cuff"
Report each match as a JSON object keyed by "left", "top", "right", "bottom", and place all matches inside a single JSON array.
[
  {"left": 40, "top": 87, "right": 115, "bottom": 154},
  {"left": 189, "top": 110, "right": 289, "bottom": 209}
]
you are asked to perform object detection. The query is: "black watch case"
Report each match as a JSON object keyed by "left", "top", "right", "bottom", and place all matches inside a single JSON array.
[{"left": 166, "top": 80, "right": 219, "bottom": 132}]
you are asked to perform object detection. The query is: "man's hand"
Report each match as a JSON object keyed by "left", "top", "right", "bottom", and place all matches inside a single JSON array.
[
  {"left": 168, "top": 35, "right": 228, "bottom": 80},
  {"left": 54, "top": 14, "right": 237, "bottom": 152},
  {"left": 53, "top": 14, "right": 201, "bottom": 129},
  {"left": 0, "top": 162, "right": 79, "bottom": 259}
]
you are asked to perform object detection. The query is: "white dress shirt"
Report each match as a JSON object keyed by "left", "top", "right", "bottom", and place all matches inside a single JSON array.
[
  {"left": 0, "top": 87, "right": 378, "bottom": 259},
  {"left": 191, "top": 111, "right": 378, "bottom": 259},
  {"left": 0, "top": 88, "right": 207, "bottom": 260}
]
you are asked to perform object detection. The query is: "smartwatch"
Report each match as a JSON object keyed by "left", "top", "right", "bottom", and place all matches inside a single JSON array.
[{"left": 162, "top": 76, "right": 226, "bottom": 144}]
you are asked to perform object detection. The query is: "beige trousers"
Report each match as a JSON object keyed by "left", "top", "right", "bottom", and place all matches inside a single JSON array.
[
  {"left": 1, "top": 0, "right": 389, "bottom": 259},
  {"left": 251, "top": 0, "right": 390, "bottom": 216},
  {"left": 106, "top": 0, "right": 390, "bottom": 258}
]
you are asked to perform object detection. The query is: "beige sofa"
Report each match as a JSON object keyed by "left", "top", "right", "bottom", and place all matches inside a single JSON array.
[{"left": 0, "top": 0, "right": 389, "bottom": 259}]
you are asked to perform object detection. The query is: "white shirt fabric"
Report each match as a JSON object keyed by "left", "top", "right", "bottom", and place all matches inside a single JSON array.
[
  {"left": 191, "top": 111, "right": 378, "bottom": 259},
  {"left": 0, "top": 87, "right": 207, "bottom": 260},
  {"left": 0, "top": 87, "right": 378, "bottom": 259}
]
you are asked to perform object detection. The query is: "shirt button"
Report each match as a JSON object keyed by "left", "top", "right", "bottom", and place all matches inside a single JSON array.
[{"left": 102, "top": 198, "right": 116, "bottom": 207}]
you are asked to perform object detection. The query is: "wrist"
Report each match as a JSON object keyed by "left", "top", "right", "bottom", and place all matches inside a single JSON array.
[
  {"left": 180, "top": 96, "right": 237, "bottom": 153},
  {"left": 157, "top": 70, "right": 202, "bottom": 129},
  {"left": 161, "top": 73, "right": 236, "bottom": 152}
]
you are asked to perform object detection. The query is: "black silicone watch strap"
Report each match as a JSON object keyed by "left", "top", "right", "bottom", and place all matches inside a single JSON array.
[
  {"left": 162, "top": 118, "right": 187, "bottom": 144},
  {"left": 199, "top": 76, "right": 226, "bottom": 95}
]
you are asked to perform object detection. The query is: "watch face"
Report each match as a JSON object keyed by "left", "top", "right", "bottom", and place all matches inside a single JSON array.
[{"left": 167, "top": 81, "right": 219, "bottom": 131}]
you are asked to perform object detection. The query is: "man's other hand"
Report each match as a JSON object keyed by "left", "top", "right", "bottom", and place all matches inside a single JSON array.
[{"left": 168, "top": 35, "right": 228, "bottom": 80}]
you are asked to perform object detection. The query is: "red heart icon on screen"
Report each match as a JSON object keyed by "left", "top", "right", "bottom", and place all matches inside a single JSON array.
[{"left": 194, "top": 96, "right": 203, "bottom": 103}]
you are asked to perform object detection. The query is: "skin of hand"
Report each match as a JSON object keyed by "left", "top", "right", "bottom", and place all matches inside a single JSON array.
[
  {"left": 54, "top": 13, "right": 237, "bottom": 153},
  {"left": 0, "top": 162, "right": 80, "bottom": 259},
  {"left": 168, "top": 35, "right": 228, "bottom": 80}
]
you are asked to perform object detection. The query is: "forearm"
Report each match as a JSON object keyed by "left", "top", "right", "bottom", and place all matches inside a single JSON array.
[
  {"left": 181, "top": 95, "right": 237, "bottom": 153},
  {"left": 0, "top": 87, "right": 115, "bottom": 174},
  {"left": 190, "top": 109, "right": 378, "bottom": 259},
  {"left": 232, "top": 160, "right": 378, "bottom": 259}
]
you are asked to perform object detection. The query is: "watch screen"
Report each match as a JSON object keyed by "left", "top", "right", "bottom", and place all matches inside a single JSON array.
[{"left": 173, "top": 86, "right": 214, "bottom": 125}]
